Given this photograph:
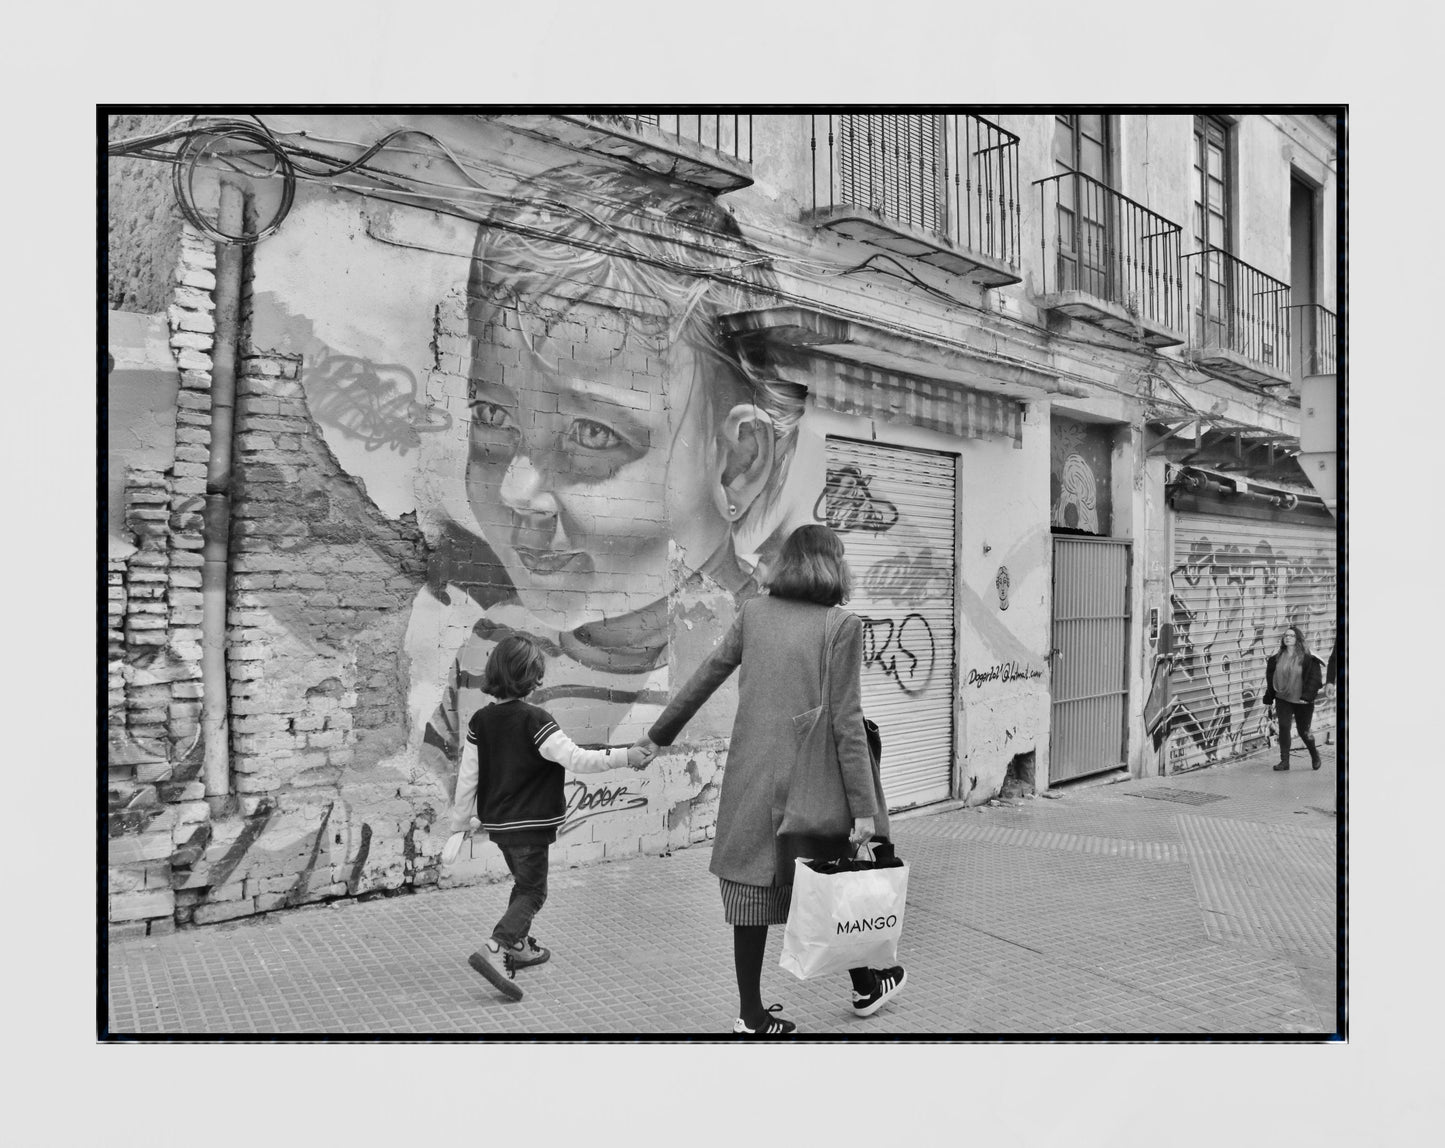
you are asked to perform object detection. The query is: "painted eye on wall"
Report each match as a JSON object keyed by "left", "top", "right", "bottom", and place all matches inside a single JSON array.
[
  {"left": 567, "top": 418, "right": 625, "bottom": 451},
  {"left": 468, "top": 400, "right": 513, "bottom": 430}
]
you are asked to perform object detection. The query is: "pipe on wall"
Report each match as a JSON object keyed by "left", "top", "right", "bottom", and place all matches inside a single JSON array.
[{"left": 201, "top": 180, "right": 245, "bottom": 806}]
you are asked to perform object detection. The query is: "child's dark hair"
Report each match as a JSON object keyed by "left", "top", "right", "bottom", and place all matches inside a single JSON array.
[{"left": 481, "top": 634, "right": 547, "bottom": 699}]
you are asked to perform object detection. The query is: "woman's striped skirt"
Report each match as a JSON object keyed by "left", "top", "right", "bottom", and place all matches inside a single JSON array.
[{"left": 718, "top": 877, "right": 792, "bottom": 926}]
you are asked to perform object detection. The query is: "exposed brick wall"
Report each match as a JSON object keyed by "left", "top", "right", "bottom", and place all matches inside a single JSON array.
[
  {"left": 107, "top": 114, "right": 186, "bottom": 313},
  {"left": 107, "top": 225, "right": 220, "bottom": 935},
  {"left": 226, "top": 350, "right": 429, "bottom": 789}
]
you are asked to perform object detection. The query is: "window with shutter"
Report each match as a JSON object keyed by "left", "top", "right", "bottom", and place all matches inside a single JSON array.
[{"left": 838, "top": 115, "right": 948, "bottom": 236}]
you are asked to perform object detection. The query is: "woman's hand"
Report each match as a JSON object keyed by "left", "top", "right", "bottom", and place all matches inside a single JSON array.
[
  {"left": 848, "top": 816, "right": 876, "bottom": 851},
  {"left": 626, "top": 743, "right": 655, "bottom": 770},
  {"left": 441, "top": 831, "right": 467, "bottom": 866},
  {"left": 628, "top": 737, "right": 658, "bottom": 771}
]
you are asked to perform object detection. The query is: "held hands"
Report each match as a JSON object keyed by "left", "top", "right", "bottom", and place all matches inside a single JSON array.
[
  {"left": 627, "top": 737, "right": 658, "bottom": 771},
  {"left": 848, "top": 816, "right": 876, "bottom": 851}
]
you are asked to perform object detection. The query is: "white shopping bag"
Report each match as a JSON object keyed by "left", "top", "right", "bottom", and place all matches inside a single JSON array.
[{"left": 779, "top": 855, "right": 909, "bottom": 980}]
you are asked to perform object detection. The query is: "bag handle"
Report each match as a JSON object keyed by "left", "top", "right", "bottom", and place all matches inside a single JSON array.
[{"left": 819, "top": 606, "right": 840, "bottom": 709}]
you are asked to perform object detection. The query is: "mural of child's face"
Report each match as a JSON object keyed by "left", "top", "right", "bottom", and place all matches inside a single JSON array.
[{"left": 464, "top": 303, "right": 732, "bottom": 631}]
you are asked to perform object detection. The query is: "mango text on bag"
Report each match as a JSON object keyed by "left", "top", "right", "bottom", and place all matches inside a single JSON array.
[{"left": 837, "top": 915, "right": 899, "bottom": 934}]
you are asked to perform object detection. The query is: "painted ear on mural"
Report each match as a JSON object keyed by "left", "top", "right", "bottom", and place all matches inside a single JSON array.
[{"left": 715, "top": 404, "right": 776, "bottom": 522}]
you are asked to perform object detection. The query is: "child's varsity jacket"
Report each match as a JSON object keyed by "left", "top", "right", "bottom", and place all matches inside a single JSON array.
[{"left": 448, "top": 699, "right": 630, "bottom": 845}]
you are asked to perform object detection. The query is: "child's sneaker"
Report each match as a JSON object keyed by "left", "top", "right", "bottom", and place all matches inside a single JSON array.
[
  {"left": 502, "top": 935, "right": 551, "bottom": 973},
  {"left": 732, "top": 1004, "right": 797, "bottom": 1037},
  {"left": 851, "top": 966, "right": 906, "bottom": 1017},
  {"left": 467, "top": 941, "right": 524, "bottom": 1001}
]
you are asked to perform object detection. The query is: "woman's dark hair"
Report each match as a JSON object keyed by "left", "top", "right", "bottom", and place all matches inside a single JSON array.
[
  {"left": 481, "top": 634, "right": 547, "bottom": 699},
  {"left": 1277, "top": 625, "right": 1311, "bottom": 661},
  {"left": 765, "top": 524, "right": 852, "bottom": 606}
]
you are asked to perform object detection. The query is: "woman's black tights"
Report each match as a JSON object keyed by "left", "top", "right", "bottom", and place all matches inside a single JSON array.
[{"left": 732, "top": 925, "right": 877, "bottom": 1025}]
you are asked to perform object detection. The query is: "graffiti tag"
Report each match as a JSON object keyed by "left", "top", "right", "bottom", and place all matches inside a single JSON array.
[
  {"left": 859, "top": 613, "right": 936, "bottom": 695},
  {"left": 966, "top": 661, "right": 1043, "bottom": 688},
  {"left": 559, "top": 778, "right": 648, "bottom": 836},
  {"left": 305, "top": 352, "right": 451, "bottom": 455},
  {"left": 814, "top": 466, "right": 899, "bottom": 533},
  {"left": 856, "top": 551, "right": 951, "bottom": 605}
]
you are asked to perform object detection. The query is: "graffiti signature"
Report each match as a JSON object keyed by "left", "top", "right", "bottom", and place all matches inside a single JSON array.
[
  {"left": 966, "top": 661, "right": 1043, "bottom": 688},
  {"left": 859, "top": 613, "right": 936, "bottom": 695},
  {"left": 558, "top": 778, "right": 648, "bottom": 837},
  {"left": 814, "top": 466, "right": 899, "bottom": 533}
]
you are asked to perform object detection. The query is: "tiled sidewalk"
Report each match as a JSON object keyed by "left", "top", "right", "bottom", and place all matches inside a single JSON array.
[{"left": 105, "top": 745, "right": 1342, "bottom": 1037}]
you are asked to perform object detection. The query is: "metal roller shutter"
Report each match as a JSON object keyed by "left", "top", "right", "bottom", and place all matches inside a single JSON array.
[
  {"left": 824, "top": 438, "right": 957, "bottom": 810},
  {"left": 1168, "top": 512, "right": 1338, "bottom": 773}
]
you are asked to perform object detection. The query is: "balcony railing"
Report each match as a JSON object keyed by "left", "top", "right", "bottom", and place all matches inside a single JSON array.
[
  {"left": 807, "top": 113, "right": 1021, "bottom": 284},
  {"left": 1182, "top": 247, "right": 1292, "bottom": 385},
  {"left": 1033, "top": 170, "right": 1185, "bottom": 345},
  {"left": 601, "top": 114, "right": 753, "bottom": 165},
  {"left": 1289, "top": 303, "right": 1337, "bottom": 378},
  {"left": 490, "top": 114, "right": 753, "bottom": 191}
]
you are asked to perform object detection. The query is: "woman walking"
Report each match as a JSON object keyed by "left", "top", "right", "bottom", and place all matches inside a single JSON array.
[
  {"left": 638, "top": 524, "right": 904, "bottom": 1036},
  {"left": 1263, "top": 625, "right": 1324, "bottom": 771}
]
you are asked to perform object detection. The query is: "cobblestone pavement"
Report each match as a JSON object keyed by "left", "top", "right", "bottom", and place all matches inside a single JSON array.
[{"left": 105, "top": 743, "right": 1342, "bottom": 1038}]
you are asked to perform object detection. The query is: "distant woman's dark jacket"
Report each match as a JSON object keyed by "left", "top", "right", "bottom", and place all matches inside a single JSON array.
[
  {"left": 1263, "top": 652, "right": 1324, "bottom": 706},
  {"left": 648, "top": 597, "right": 881, "bottom": 887}
]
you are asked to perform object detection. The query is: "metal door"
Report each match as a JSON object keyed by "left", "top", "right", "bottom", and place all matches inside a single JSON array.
[
  {"left": 1050, "top": 536, "right": 1131, "bottom": 782},
  {"left": 822, "top": 438, "right": 957, "bottom": 810}
]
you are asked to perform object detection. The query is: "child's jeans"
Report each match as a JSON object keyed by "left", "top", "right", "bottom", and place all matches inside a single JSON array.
[{"left": 492, "top": 841, "right": 549, "bottom": 947}]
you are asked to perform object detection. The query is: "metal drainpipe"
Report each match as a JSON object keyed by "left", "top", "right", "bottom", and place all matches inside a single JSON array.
[{"left": 201, "top": 179, "right": 245, "bottom": 808}]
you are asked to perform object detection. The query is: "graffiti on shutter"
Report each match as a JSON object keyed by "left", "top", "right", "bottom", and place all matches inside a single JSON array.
[
  {"left": 1165, "top": 514, "right": 1337, "bottom": 773},
  {"left": 822, "top": 438, "right": 957, "bottom": 809}
]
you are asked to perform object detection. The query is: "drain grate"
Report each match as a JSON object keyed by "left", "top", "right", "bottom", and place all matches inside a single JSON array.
[{"left": 1126, "top": 788, "right": 1229, "bottom": 806}]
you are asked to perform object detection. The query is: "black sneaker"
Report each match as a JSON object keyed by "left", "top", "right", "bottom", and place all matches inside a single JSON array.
[
  {"left": 852, "top": 966, "right": 906, "bottom": 1017},
  {"left": 468, "top": 941, "right": 524, "bottom": 1001},
  {"left": 732, "top": 1003, "right": 797, "bottom": 1037},
  {"left": 503, "top": 935, "right": 551, "bottom": 973}
]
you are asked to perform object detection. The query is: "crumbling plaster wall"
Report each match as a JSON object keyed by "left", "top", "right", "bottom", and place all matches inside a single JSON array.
[{"left": 108, "top": 114, "right": 186, "bottom": 313}]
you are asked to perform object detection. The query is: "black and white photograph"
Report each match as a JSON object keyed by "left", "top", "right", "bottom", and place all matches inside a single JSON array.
[
  {"left": 13, "top": 3, "right": 1435, "bottom": 1143},
  {"left": 98, "top": 104, "right": 1346, "bottom": 1040}
]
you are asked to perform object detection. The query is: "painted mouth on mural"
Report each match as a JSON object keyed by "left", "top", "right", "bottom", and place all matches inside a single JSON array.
[{"left": 513, "top": 546, "right": 590, "bottom": 577}]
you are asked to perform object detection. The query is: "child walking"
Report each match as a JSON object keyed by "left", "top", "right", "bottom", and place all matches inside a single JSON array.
[{"left": 441, "top": 634, "right": 653, "bottom": 1000}]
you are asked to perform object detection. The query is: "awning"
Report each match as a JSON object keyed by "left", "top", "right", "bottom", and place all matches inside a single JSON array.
[{"left": 722, "top": 305, "right": 1078, "bottom": 448}]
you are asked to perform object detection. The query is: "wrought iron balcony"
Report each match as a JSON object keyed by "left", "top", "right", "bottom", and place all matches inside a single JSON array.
[
  {"left": 488, "top": 113, "right": 753, "bottom": 192},
  {"left": 1289, "top": 303, "right": 1337, "bottom": 379},
  {"left": 1181, "top": 247, "right": 1292, "bottom": 386},
  {"left": 1032, "top": 171, "right": 1184, "bottom": 347},
  {"left": 806, "top": 113, "right": 1021, "bottom": 286}
]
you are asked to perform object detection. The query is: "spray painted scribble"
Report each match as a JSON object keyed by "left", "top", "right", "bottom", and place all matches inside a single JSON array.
[
  {"left": 814, "top": 465, "right": 900, "bottom": 533},
  {"left": 306, "top": 352, "right": 451, "bottom": 455}
]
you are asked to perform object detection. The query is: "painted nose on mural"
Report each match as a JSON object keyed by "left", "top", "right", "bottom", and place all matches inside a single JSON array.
[{"left": 498, "top": 453, "right": 579, "bottom": 574}]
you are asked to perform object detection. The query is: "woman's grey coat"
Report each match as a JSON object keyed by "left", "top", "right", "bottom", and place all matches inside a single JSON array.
[{"left": 648, "top": 596, "right": 883, "bottom": 887}]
